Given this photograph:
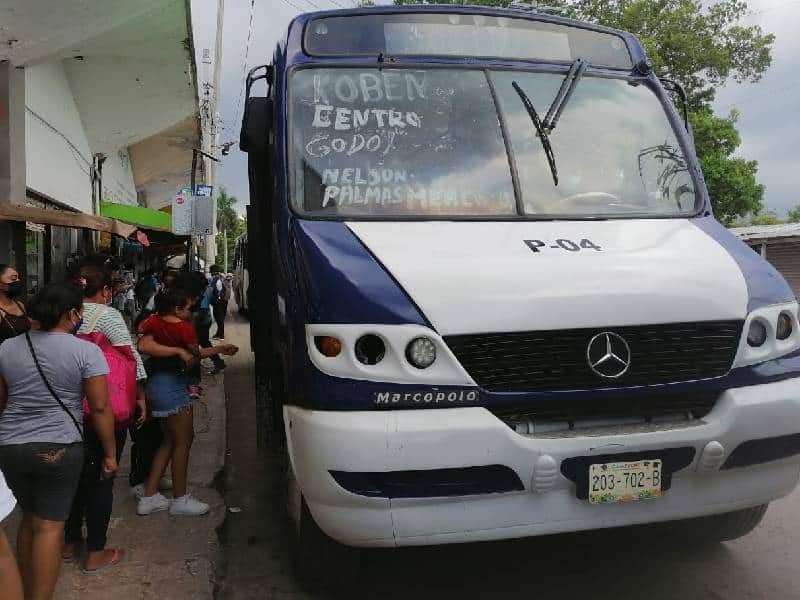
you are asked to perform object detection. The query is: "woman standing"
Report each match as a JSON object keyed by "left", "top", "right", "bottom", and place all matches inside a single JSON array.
[
  {"left": 0, "top": 284, "right": 117, "bottom": 600},
  {"left": 0, "top": 265, "right": 29, "bottom": 344},
  {"left": 137, "top": 288, "right": 237, "bottom": 516},
  {"left": 62, "top": 264, "right": 147, "bottom": 573}
]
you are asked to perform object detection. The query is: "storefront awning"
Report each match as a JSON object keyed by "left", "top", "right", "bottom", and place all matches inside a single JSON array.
[
  {"left": 0, "top": 203, "right": 137, "bottom": 237},
  {"left": 100, "top": 202, "right": 172, "bottom": 232}
]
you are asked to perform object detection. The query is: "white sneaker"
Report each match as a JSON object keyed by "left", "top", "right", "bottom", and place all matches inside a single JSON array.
[
  {"left": 169, "top": 494, "right": 210, "bottom": 516},
  {"left": 159, "top": 477, "right": 173, "bottom": 491},
  {"left": 130, "top": 483, "right": 145, "bottom": 499},
  {"left": 137, "top": 493, "right": 171, "bottom": 516}
]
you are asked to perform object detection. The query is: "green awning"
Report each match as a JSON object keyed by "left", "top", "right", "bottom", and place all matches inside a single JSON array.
[{"left": 100, "top": 202, "right": 171, "bottom": 231}]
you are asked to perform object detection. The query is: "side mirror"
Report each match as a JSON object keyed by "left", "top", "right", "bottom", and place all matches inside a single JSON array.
[
  {"left": 240, "top": 97, "right": 273, "bottom": 153},
  {"left": 240, "top": 65, "right": 274, "bottom": 153}
]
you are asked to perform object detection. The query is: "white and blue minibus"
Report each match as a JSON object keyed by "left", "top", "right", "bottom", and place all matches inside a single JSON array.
[{"left": 239, "top": 4, "right": 800, "bottom": 581}]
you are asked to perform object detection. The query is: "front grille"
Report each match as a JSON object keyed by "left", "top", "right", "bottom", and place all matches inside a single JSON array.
[
  {"left": 329, "top": 465, "right": 524, "bottom": 498},
  {"left": 490, "top": 392, "right": 720, "bottom": 423},
  {"left": 445, "top": 321, "right": 743, "bottom": 393}
]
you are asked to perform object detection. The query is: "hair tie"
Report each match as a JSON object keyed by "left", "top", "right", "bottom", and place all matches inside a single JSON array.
[{"left": 73, "top": 277, "right": 87, "bottom": 289}]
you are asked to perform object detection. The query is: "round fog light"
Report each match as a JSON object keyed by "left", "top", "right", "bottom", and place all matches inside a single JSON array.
[
  {"left": 406, "top": 337, "right": 436, "bottom": 369},
  {"left": 747, "top": 320, "right": 768, "bottom": 347},
  {"left": 314, "top": 336, "right": 341, "bottom": 357},
  {"left": 355, "top": 334, "right": 385, "bottom": 365},
  {"left": 777, "top": 312, "right": 793, "bottom": 340}
]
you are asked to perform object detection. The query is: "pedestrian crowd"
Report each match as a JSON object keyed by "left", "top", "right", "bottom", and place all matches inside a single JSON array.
[{"left": 0, "top": 259, "right": 237, "bottom": 599}]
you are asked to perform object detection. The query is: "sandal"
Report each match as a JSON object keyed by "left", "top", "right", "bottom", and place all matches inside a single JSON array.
[
  {"left": 81, "top": 548, "right": 126, "bottom": 574},
  {"left": 61, "top": 541, "right": 82, "bottom": 562}
]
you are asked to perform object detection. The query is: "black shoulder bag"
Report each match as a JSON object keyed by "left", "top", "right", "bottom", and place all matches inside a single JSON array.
[{"left": 24, "top": 332, "right": 83, "bottom": 439}]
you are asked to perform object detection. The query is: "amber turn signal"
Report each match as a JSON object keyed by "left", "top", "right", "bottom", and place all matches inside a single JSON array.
[{"left": 314, "top": 335, "right": 342, "bottom": 357}]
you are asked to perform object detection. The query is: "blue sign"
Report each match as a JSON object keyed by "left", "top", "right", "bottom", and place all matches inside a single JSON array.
[{"left": 195, "top": 184, "right": 213, "bottom": 197}]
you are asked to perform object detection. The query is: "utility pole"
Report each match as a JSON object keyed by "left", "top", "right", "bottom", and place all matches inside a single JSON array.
[{"left": 223, "top": 228, "right": 228, "bottom": 272}]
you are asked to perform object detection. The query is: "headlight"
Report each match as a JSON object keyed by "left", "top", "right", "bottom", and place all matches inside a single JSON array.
[
  {"left": 406, "top": 337, "right": 437, "bottom": 369},
  {"left": 747, "top": 320, "right": 767, "bottom": 347},
  {"left": 777, "top": 312, "right": 793, "bottom": 340},
  {"left": 733, "top": 301, "right": 800, "bottom": 368},
  {"left": 355, "top": 334, "right": 385, "bottom": 365},
  {"left": 306, "top": 324, "right": 474, "bottom": 385}
]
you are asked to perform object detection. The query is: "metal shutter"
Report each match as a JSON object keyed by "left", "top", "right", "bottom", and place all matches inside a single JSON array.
[{"left": 766, "top": 242, "right": 800, "bottom": 297}]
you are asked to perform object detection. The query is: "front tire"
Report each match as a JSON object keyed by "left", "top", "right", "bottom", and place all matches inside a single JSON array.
[{"left": 289, "top": 485, "right": 361, "bottom": 587}]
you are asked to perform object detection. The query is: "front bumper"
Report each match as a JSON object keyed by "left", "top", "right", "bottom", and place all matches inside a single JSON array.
[{"left": 285, "top": 378, "right": 800, "bottom": 547}]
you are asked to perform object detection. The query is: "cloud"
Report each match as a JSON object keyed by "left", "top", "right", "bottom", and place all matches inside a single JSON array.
[{"left": 713, "top": 0, "right": 800, "bottom": 215}]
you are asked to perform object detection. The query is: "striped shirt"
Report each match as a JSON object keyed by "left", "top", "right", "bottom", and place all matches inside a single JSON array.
[{"left": 80, "top": 302, "right": 147, "bottom": 381}]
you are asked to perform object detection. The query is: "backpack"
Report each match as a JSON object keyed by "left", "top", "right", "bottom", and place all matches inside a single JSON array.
[
  {"left": 221, "top": 277, "right": 232, "bottom": 303},
  {"left": 77, "top": 306, "right": 138, "bottom": 429},
  {"left": 211, "top": 275, "right": 230, "bottom": 306}
]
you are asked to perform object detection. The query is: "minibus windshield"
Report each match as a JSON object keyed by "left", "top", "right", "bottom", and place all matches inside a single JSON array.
[{"left": 290, "top": 68, "right": 698, "bottom": 219}]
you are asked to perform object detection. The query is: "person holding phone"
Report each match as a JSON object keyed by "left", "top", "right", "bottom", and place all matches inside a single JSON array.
[{"left": 0, "top": 284, "right": 116, "bottom": 600}]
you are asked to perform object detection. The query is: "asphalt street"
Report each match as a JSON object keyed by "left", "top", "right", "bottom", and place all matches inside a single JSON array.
[{"left": 218, "top": 310, "right": 800, "bottom": 599}]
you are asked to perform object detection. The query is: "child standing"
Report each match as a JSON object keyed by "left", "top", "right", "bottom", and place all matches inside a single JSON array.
[{"left": 136, "top": 288, "right": 237, "bottom": 516}]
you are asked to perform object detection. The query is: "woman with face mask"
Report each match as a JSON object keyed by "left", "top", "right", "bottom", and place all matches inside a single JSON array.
[
  {"left": 61, "top": 263, "right": 148, "bottom": 573},
  {"left": 0, "top": 283, "right": 116, "bottom": 600},
  {"left": 0, "top": 265, "right": 30, "bottom": 344}
]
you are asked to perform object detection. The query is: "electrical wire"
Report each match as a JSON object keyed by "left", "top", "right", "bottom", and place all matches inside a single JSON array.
[
  {"left": 280, "top": 0, "right": 306, "bottom": 11},
  {"left": 231, "top": 0, "right": 257, "bottom": 141},
  {"left": 26, "top": 106, "right": 92, "bottom": 167}
]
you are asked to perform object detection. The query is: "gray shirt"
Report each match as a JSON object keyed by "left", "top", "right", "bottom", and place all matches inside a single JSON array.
[{"left": 0, "top": 331, "right": 109, "bottom": 445}]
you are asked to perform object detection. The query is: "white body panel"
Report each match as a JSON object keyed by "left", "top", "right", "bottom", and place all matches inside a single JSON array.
[
  {"left": 346, "top": 220, "right": 749, "bottom": 335},
  {"left": 285, "top": 377, "right": 800, "bottom": 547}
]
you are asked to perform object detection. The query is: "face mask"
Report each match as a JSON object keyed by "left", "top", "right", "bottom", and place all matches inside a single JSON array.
[{"left": 5, "top": 280, "right": 24, "bottom": 298}]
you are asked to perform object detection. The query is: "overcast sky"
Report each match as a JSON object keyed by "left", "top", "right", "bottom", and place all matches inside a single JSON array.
[{"left": 213, "top": 0, "right": 800, "bottom": 216}]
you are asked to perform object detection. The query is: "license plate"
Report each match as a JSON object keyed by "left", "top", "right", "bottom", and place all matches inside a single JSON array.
[{"left": 588, "top": 459, "right": 662, "bottom": 504}]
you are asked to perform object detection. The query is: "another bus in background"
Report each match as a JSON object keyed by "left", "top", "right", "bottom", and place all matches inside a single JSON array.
[{"left": 233, "top": 233, "right": 249, "bottom": 315}]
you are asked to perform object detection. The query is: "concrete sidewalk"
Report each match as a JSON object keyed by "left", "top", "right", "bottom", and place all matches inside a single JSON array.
[{"left": 5, "top": 371, "right": 228, "bottom": 600}]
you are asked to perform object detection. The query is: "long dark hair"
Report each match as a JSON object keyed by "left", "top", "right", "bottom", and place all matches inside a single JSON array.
[{"left": 28, "top": 284, "right": 82, "bottom": 331}]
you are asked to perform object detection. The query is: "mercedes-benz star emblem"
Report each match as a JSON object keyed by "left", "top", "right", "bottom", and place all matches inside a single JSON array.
[{"left": 586, "top": 332, "right": 631, "bottom": 379}]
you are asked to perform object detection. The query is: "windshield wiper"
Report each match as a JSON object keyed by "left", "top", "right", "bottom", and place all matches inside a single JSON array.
[
  {"left": 543, "top": 58, "right": 588, "bottom": 133},
  {"left": 512, "top": 80, "right": 558, "bottom": 186}
]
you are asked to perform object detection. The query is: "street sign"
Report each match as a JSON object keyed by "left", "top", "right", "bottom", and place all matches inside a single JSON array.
[
  {"left": 195, "top": 184, "right": 213, "bottom": 197},
  {"left": 172, "top": 185, "right": 215, "bottom": 235},
  {"left": 172, "top": 189, "right": 193, "bottom": 235},
  {"left": 193, "top": 193, "right": 214, "bottom": 235}
]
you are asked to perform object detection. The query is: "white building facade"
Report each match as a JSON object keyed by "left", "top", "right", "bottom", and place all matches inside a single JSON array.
[{"left": 0, "top": 0, "right": 222, "bottom": 286}]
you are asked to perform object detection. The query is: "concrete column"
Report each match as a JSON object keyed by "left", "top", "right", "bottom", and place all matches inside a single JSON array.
[
  {"left": 0, "top": 61, "right": 27, "bottom": 271},
  {"left": 0, "top": 61, "right": 26, "bottom": 205}
]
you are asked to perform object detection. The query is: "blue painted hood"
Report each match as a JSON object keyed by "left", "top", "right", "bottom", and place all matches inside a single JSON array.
[{"left": 291, "top": 219, "right": 428, "bottom": 326}]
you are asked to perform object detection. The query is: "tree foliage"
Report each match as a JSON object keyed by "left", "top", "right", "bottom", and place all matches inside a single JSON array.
[
  {"left": 788, "top": 205, "right": 800, "bottom": 224},
  {"left": 391, "top": 0, "right": 774, "bottom": 222},
  {"left": 571, "top": 0, "right": 773, "bottom": 104},
  {"left": 689, "top": 107, "right": 764, "bottom": 225},
  {"left": 215, "top": 187, "right": 246, "bottom": 271}
]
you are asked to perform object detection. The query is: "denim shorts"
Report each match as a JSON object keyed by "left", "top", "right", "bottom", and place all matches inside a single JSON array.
[
  {"left": 147, "top": 371, "right": 192, "bottom": 418},
  {"left": 0, "top": 442, "right": 84, "bottom": 521}
]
